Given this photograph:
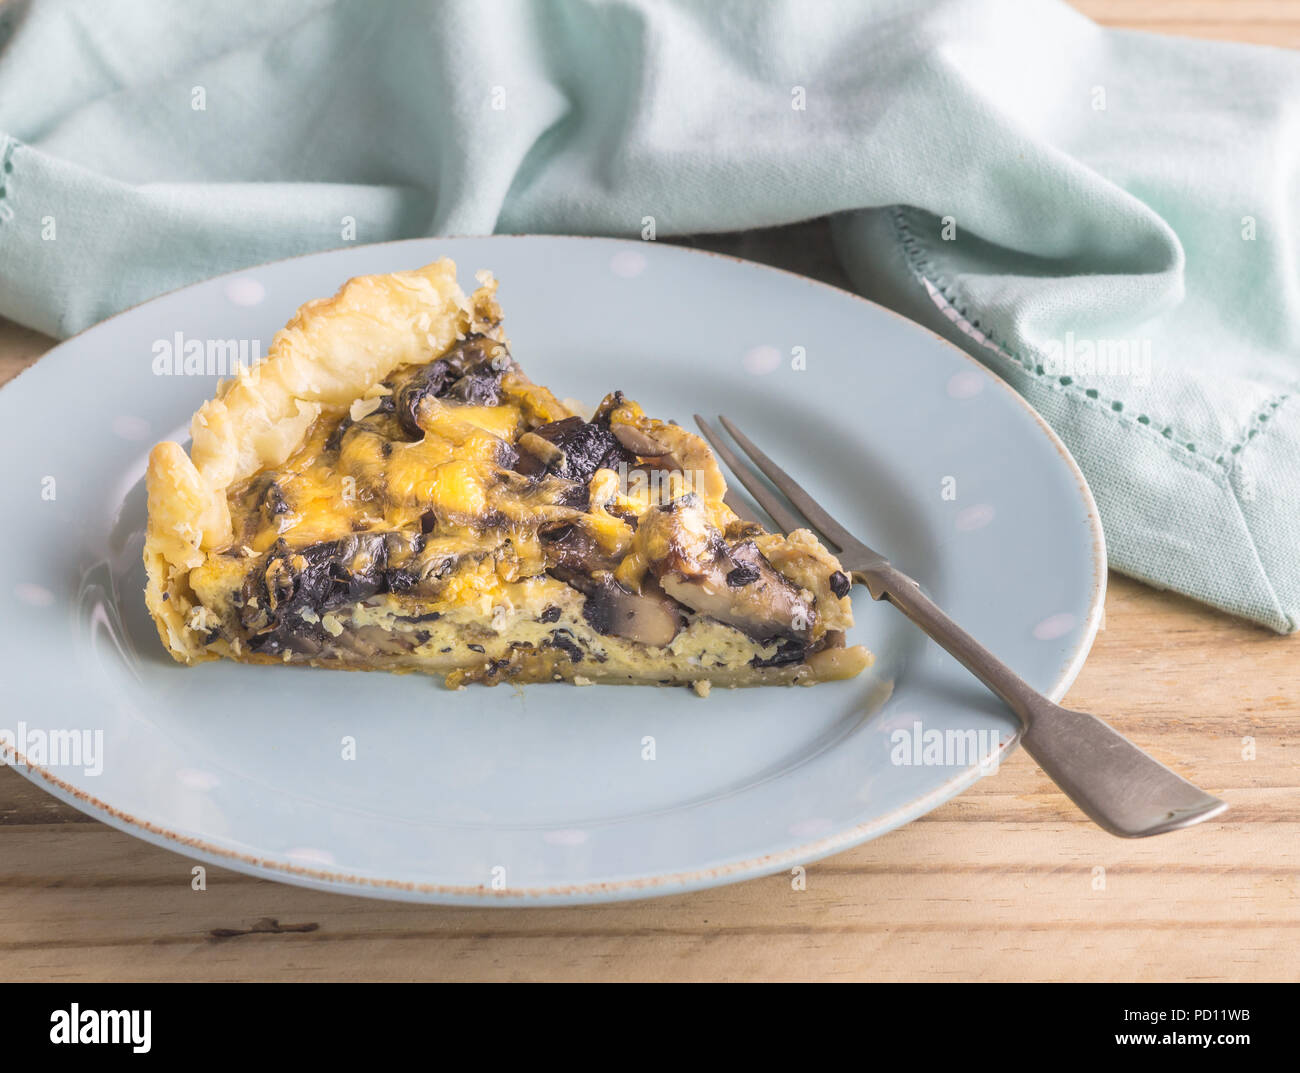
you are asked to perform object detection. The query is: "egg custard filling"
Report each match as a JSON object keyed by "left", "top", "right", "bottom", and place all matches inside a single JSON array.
[{"left": 144, "top": 260, "right": 872, "bottom": 690}]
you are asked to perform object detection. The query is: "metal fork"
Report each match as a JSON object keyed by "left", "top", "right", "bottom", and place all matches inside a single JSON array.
[{"left": 695, "top": 414, "right": 1227, "bottom": 838}]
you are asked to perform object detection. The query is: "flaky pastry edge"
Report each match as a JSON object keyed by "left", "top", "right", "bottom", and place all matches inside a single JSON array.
[{"left": 144, "top": 259, "right": 502, "bottom": 662}]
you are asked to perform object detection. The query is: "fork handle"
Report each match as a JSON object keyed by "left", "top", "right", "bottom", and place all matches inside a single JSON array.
[{"left": 858, "top": 564, "right": 1226, "bottom": 838}]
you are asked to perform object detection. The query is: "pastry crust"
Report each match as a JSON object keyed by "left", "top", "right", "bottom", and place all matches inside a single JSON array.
[{"left": 145, "top": 261, "right": 500, "bottom": 659}]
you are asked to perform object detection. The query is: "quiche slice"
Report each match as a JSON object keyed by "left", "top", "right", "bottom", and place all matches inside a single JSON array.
[{"left": 144, "top": 259, "right": 872, "bottom": 690}]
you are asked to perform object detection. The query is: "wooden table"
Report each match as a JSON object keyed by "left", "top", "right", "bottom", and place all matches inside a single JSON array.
[{"left": 1, "top": 1, "right": 1296, "bottom": 983}]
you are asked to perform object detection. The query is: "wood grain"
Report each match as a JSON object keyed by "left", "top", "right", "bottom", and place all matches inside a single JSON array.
[
  {"left": 1072, "top": 0, "right": 1300, "bottom": 48},
  {"left": 0, "top": 0, "right": 1296, "bottom": 982}
]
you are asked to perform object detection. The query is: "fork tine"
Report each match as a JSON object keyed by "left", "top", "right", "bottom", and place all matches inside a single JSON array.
[
  {"left": 717, "top": 415, "right": 862, "bottom": 552},
  {"left": 693, "top": 415, "right": 806, "bottom": 536},
  {"left": 721, "top": 490, "right": 761, "bottom": 525}
]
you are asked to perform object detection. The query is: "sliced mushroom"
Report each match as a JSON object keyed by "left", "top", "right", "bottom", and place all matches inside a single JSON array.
[
  {"left": 659, "top": 564, "right": 813, "bottom": 644},
  {"left": 637, "top": 499, "right": 815, "bottom": 643},
  {"left": 602, "top": 397, "right": 728, "bottom": 501},
  {"left": 610, "top": 422, "right": 671, "bottom": 459},
  {"left": 540, "top": 524, "right": 621, "bottom": 576},
  {"left": 446, "top": 369, "right": 503, "bottom": 406},
  {"left": 390, "top": 336, "right": 512, "bottom": 438},
  {"left": 513, "top": 416, "right": 635, "bottom": 485},
  {"left": 581, "top": 575, "right": 684, "bottom": 647}
]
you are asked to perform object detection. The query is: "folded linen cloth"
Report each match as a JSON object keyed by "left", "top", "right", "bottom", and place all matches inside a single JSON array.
[{"left": 1, "top": 0, "right": 1297, "bottom": 630}]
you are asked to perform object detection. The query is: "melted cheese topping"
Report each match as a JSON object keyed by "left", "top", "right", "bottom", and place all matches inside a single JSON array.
[{"left": 223, "top": 355, "right": 736, "bottom": 609}]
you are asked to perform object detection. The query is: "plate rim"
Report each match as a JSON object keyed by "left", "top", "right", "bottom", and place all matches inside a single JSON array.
[{"left": 2, "top": 233, "right": 1107, "bottom": 905}]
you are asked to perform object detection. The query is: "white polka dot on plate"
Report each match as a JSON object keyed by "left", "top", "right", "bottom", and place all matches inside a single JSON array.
[
  {"left": 609, "top": 250, "right": 647, "bottom": 278},
  {"left": 15, "top": 583, "right": 54, "bottom": 606},
  {"left": 1033, "top": 612, "right": 1077, "bottom": 640},
  {"left": 955, "top": 503, "right": 995, "bottom": 532},
  {"left": 176, "top": 768, "right": 221, "bottom": 791},
  {"left": 947, "top": 370, "right": 984, "bottom": 399},
  {"left": 542, "top": 829, "right": 589, "bottom": 847},
  {"left": 224, "top": 277, "right": 266, "bottom": 306},
  {"left": 877, "top": 710, "right": 925, "bottom": 734},
  {"left": 112, "top": 416, "right": 150, "bottom": 441},
  {"left": 743, "top": 345, "right": 781, "bottom": 375},
  {"left": 788, "top": 816, "right": 833, "bottom": 838}
]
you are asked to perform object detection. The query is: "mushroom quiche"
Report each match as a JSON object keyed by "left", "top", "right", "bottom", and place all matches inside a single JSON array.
[{"left": 144, "top": 260, "right": 872, "bottom": 691}]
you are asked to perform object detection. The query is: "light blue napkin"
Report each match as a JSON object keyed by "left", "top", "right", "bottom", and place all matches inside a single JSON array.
[{"left": 2, "top": 0, "right": 1297, "bottom": 631}]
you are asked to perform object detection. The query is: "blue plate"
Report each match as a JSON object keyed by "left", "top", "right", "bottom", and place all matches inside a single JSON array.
[{"left": 0, "top": 236, "right": 1104, "bottom": 904}]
